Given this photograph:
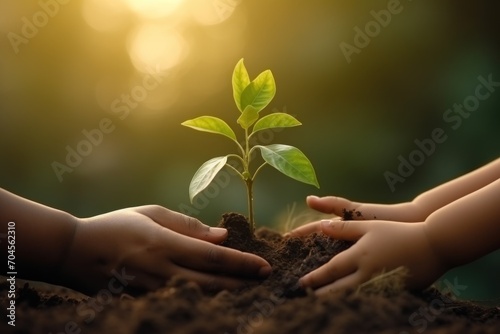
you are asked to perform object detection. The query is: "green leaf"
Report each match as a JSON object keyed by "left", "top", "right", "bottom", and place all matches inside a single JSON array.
[
  {"left": 252, "top": 113, "right": 301, "bottom": 134},
  {"left": 232, "top": 58, "right": 250, "bottom": 112},
  {"left": 182, "top": 116, "right": 237, "bottom": 142},
  {"left": 257, "top": 144, "right": 319, "bottom": 188},
  {"left": 237, "top": 105, "right": 259, "bottom": 129},
  {"left": 189, "top": 156, "right": 228, "bottom": 202},
  {"left": 240, "top": 69, "right": 276, "bottom": 113}
]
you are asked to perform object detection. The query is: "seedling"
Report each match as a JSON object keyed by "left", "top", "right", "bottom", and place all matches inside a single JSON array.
[{"left": 182, "top": 58, "right": 319, "bottom": 231}]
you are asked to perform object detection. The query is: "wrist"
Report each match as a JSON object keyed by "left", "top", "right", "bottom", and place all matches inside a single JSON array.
[
  {"left": 17, "top": 210, "right": 79, "bottom": 285},
  {"left": 54, "top": 216, "right": 92, "bottom": 290},
  {"left": 421, "top": 220, "right": 455, "bottom": 272}
]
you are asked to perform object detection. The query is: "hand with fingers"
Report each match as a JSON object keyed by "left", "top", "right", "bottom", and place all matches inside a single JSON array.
[
  {"left": 294, "top": 157, "right": 500, "bottom": 235},
  {"left": 0, "top": 187, "right": 271, "bottom": 296},
  {"left": 59, "top": 205, "right": 272, "bottom": 295},
  {"left": 287, "top": 195, "right": 423, "bottom": 238},
  {"left": 291, "top": 158, "right": 500, "bottom": 295},
  {"left": 295, "top": 219, "right": 447, "bottom": 295}
]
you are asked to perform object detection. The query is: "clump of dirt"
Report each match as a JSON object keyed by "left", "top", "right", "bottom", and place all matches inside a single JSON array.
[
  {"left": 218, "top": 212, "right": 353, "bottom": 297},
  {"left": 340, "top": 208, "right": 363, "bottom": 220},
  {"left": 1, "top": 211, "right": 499, "bottom": 334}
]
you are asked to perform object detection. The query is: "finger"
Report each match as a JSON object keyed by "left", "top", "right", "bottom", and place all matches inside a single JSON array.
[
  {"left": 286, "top": 221, "right": 323, "bottom": 237},
  {"left": 135, "top": 205, "right": 227, "bottom": 243},
  {"left": 169, "top": 235, "right": 271, "bottom": 279},
  {"left": 307, "top": 196, "right": 418, "bottom": 222},
  {"left": 299, "top": 249, "right": 357, "bottom": 289},
  {"left": 140, "top": 255, "right": 254, "bottom": 292},
  {"left": 107, "top": 251, "right": 177, "bottom": 294},
  {"left": 321, "top": 220, "right": 368, "bottom": 241},
  {"left": 120, "top": 271, "right": 166, "bottom": 294},
  {"left": 167, "top": 265, "right": 253, "bottom": 291},
  {"left": 307, "top": 196, "right": 361, "bottom": 218},
  {"left": 315, "top": 271, "right": 365, "bottom": 295}
]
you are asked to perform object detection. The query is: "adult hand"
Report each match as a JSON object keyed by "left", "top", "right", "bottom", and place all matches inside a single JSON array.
[{"left": 59, "top": 205, "right": 271, "bottom": 295}]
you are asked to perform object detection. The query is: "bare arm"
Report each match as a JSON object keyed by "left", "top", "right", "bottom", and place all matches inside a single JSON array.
[
  {"left": 0, "top": 188, "right": 77, "bottom": 284},
  {"left": 424, "top": 177, "right": 500, "bottom": 267},
  {"left": 412, "top": 157, "right": 500, "bottom": 221},
  {"left": 299, "top": 157, "right": 500, "bottom": 226},
  {"left": 1, "top": 188, "right": 271, "bottom": 295},
  {"left": 297, "top": 177, "right": 500, "bottom": 294}
]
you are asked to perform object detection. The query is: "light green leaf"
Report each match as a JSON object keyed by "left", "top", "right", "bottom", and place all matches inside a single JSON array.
[
  {"left": 232, "top": 58, "right": 250, "bottom": 112},
  {"left": 252, "top": 113, "right": 301, "bottom": 134},
  {"left": 182, "top": 116, "right": 237, "bottom": 142},
  {"left": 189, "top": 156, "right": 228, "bottom": 202},
  {"left": 257, "top": 144, "right": 319, "bottom": 188},
  {"left": 240, "top": 70, "right": 276, "bottom": 113},
  {"left": 237, "top": 105, "right": 259, "bottom": 129}
]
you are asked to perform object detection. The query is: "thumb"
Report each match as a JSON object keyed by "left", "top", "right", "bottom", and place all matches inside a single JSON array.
[{"left": 320, "top": 219, "right": 367, "bottom": 241}]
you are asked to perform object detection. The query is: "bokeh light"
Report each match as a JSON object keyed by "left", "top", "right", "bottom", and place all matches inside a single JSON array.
[
  {"left": 127, "top": 22, "right": 188, "bottom": 73},
  {"left": 191, "top": 0, "right": 238, "bottom": 26},
  {"left": 82, "top": 0, "right": 128, "bottom": 32},
  {"left": 125, "top": 0, "right": 184, "bottom": 19}
]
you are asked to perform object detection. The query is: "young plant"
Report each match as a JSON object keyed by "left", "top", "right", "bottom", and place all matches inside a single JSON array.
[{"left": 182, "top": 58, "right": 319, "bottom": 231}]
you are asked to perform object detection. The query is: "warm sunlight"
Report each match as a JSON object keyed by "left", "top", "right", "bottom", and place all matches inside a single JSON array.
[
  {"left": 82, "top": 0, "right": 242, "bottom": 73},
  {"left": 125, "top": 0, "right": 184, "bottom": 19},
  {"left": 127, "top": 22, "right": 187, "bottom": 73},
  {"left": 82, "top": 0, "right": 128, "bottom": 32}
]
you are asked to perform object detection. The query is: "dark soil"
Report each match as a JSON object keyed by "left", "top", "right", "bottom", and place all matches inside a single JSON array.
[{"left": 1, "top": 212, "right": 499, "bottom": 333}]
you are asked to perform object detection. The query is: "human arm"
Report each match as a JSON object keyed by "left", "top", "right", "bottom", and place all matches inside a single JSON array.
[
  {"left": 293, "top": 157, "right": 500, "bottom": 236},
  {"left": 297, "top": 178, "right": 500, "bottom": 294},
  {"left": 0, "top": 187, "right": 77, "bottom": 284},
  {"left": 0, "top": 188, "right": 271, "bottom": 295}
]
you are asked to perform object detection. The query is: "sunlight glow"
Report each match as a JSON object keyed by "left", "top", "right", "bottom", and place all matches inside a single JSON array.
[
  {"left": 125, "top": 0, "right": 184, "bottom": 19},
  {"left": 191, "top": 0, "right": 238, "bottom": 26},
  {"left": 82, "top": 0, "right": 128, "bottom": 32},
  {"left": 127, "top": 23, "right": 187, "bottom": 73}
]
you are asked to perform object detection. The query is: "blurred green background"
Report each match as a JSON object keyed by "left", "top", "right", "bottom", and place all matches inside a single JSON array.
[{"left": 0, "top": 1, "right": 498, "bottom": 302}]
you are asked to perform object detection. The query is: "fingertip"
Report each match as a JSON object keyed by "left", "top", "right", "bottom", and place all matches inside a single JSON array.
[
  {"left": 258, "top": 265, "right": 272, "bottom": 278},
  {"left": 321, "top": 219, "right": 333, "bottom": 227},
  {"left": 298, "top": 278, "right": 306, "bottom": 289},
  {"left": 320, "top": 219, "right": 360, "bottom": 240},
  {"left": 307, "top": 194, "right": 323, "bottom": 204},
  {"left": 209, "top": 227, "right": 228, "bottom": 237},
  {"left": 299, "top": 273, "right": 312, "bottom": 288},
  {"left": 321, "top": 219, "right": 337, "bottom": 234}
]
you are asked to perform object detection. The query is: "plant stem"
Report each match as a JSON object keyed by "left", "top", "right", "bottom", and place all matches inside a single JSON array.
[
  {"left": 244, "top": 128, "right": 255, "bottom": 231},
  {"left": 246, "top": 178, "right": 255, "bottom": 232}
]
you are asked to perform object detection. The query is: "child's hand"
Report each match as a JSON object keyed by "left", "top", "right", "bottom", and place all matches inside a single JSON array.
[
  {"left": 306, "top": 195, "right": 429, "bottom": 222},
  {"left": 59, "top": 205, "right": 271, "bottom": 295},
  {"left": 286, "top": 195, "right": 425, "bottom": 237},
  {"left": 297, "top": 219, "right": 448, "bottom": 295}
]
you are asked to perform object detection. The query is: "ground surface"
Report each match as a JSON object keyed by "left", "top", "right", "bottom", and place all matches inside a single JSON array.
[{"left": 1, "top": 213, "right": 499, "bottom": 333}]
